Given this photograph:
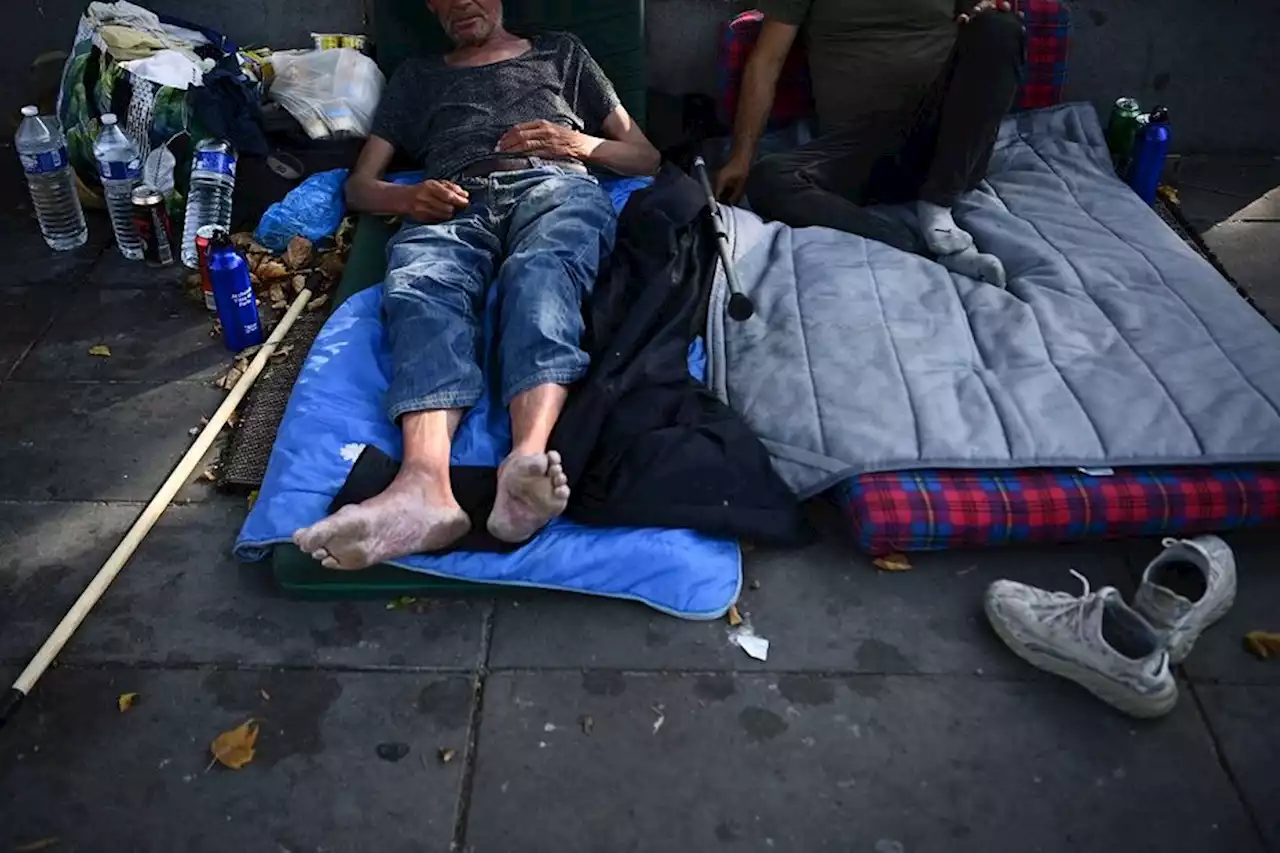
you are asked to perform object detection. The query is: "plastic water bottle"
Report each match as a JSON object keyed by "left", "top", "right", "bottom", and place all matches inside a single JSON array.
[
  {"left": 93, "top": 113, "right": 144, "bottom": 260},
  {"left": 1128, "top": 106, "right": 1171, "bottom": 205},
  {"left": 180, "top": 139, "right": 237, "bottom": 268},
  {"left": 15, "top": 105, "right": 87, "bottom": 251}
]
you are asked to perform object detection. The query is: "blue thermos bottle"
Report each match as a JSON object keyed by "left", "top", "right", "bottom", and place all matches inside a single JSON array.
[
  {"left": 207, "top": 229, "right": 264, "bottom": 352},
  {"left": 1128, "top": 106, "right": 1171, "bottom": 205}
]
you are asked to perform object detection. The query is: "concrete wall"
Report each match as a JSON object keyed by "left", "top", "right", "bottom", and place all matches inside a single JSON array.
[
  {"left": 648, "top": 0, "right": 1280, "bottom": 153},
  {"left": 4, "top": 0, "right": 1277, "bottom": 152}
]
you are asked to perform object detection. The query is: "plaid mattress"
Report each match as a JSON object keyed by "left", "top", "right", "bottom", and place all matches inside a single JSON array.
[
  {"left": 836, "top": 467, "right": 1280, "bottom": 555},
  {"left": 716, "top": 1, "right": 1070, "bottom": 128},
  {"left": 717, "top": 10, "right": 813, "bottom": 129},
  {"left": 1015, "top": 0, "right": 1072, "bottom": 111}
]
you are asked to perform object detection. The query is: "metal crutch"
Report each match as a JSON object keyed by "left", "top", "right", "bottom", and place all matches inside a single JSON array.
[{"left": 692, "top": 156, "right": 756, "bottom": 322}]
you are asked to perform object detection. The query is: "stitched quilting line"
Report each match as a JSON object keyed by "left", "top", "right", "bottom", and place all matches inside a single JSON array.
[
  {"left": 863, "top": 239, "right": 924, "bottom": 463},
  {"left": 973, "top": 158, "right": 1110, "bottom": 459},
  {"left": 994, "top": 180, "right": 1194, "bottom": 455},
  {"left": 943, "top": 269, "right": 1015, "bottom": 461},
  {"left": 1026, "top": 141, "right": 1280, "bottom": 429},
  {"left": 789, "top": 229, "right": 830, "bottom": 459}
]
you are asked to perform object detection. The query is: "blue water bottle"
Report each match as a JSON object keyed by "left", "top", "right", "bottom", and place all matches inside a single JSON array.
[
  {"left": 1128, "top": 106, "right": 1170, "bottom": 205},
  {"left": 207, "top": 229, "right": 264, "bottom": 352}
]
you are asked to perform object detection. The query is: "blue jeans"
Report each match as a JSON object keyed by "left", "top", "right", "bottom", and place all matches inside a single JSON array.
[{"left": 383, "top": 167, "right": 618, "bottom": 422}]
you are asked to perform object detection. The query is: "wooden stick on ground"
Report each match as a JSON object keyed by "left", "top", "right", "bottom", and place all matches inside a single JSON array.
[{"left": 0, "top": 288, "right": 314, "bottom": 728}]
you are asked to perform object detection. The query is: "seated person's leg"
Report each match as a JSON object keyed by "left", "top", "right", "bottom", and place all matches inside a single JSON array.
[
  {"left": 746, "top": 122, "right": 927, "bottom": 255},
  {"left": 293, "top": 217, "right": 499, "bottom": 568},
  {"left": 486, "top": 175, "right": 616, "bottom": 542},
  {"left": 914, "top": 9, "right": 1024, "bottom": 276}
]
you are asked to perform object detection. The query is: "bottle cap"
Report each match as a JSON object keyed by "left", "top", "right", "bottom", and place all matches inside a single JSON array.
[
  {"left": 20, "top": 105, "right": 38, "bottom": 117},
  {"left": 101, "top": 113, "right": 117, "bottom": 126}
]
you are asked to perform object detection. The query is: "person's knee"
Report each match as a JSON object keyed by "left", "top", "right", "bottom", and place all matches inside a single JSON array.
[
  {"left": 745, "top": 155, "right": 799, "bottom": 220},
  {"left": 960, "top": 10, "right": 1024, "bottom": 56}
]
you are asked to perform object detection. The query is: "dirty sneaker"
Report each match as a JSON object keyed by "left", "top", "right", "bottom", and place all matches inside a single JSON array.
[
  {"left": 984, "top": 572, "right": 1176, "bottom": 718},
  {"left": 1134, "top": 535, "right": 1237, "bottom": 664}
]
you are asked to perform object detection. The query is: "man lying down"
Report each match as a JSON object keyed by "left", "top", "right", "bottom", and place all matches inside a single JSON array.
[{"left": 294, "top": 0, "right": 660, "bottom": 570}]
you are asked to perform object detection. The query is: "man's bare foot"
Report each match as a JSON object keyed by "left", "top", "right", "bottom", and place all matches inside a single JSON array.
[
  {"left": 293, "top": 468, "right": 471, "bottom": 570},
  {"left": 487, "top": 450, "right": 570, "bottom": 543}
]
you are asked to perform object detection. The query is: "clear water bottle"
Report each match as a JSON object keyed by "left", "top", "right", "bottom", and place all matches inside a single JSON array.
[
  {"left": 15, "top": 105, "right": 88, "bottom": 251},
  {"left": 180, "top": 139, "right": 237, "bottom": 268},
  {"left": 92, "top": 113, "right": 144, "bottom": 260}
]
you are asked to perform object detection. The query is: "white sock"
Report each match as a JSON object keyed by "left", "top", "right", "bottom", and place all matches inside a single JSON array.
[
  {"left": 917, "top": 200, "right": 975, "bottom": 255},
  {"left": 938, "top": 247, "right": 1007, "bottom": 288}
]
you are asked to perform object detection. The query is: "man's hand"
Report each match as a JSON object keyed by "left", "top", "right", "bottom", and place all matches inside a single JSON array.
[
  {"left": 406, "top": 179, "right": 470, "bottom": 223},
  {"left": 957, "top": 0, "right": 1013, "bottom": 23},
  {"left": 714, "top": 155, "right": 752, "bottom": 205},
  {"left": 497, "top": 120, "right": 592, "bottom": 160}
]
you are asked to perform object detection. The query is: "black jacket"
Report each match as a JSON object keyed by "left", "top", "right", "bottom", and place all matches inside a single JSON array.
[
  {"left": 553, "top": 166, "right": 809, "bottom": 545},
  {"left": 335, "top": 167, "right": 809, "bottom": 550}
]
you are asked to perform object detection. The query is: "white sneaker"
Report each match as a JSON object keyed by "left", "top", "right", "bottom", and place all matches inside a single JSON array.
[
  {"left": 984, "top": 572, "right": 1177, "bottom": 718},
  {"left": 1134, "top": 535, "right": 1237, "bottom": 664}
]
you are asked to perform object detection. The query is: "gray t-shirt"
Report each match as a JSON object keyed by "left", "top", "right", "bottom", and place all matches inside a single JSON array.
[{"left": 371, "top": 32, "right": 621, "bottom": 179}]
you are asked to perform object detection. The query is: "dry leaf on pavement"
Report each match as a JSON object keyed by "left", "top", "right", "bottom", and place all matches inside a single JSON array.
[
  {"left": 319, "top": 251, "right": 346, "bottom": 280},
  {"left": 267, "top": 281, "right": 287, "bottom": 308},
  {"left": 256, "top": 259, "right": 290, "bottom": 282},
  {"left": 284, "top": 235, "right": 313, "bottom": 270},
  {"left": 872, "top": 553, "right": 913, "bottom": 572},
  {"left": 88, "top": 345, "right": 112, "bottom": 357},
  {"left": 1244, "top": 631, "right": 1280, "bottom": 660},
  {"left": 117, "top": 692, "right": 139, "bottom": 712},
  {"left": 727, "top": 605, "right": 743, "bottom": 627},
  {"left": 214, "top": 358, "right": 248, "bottom": 390},
  {"left": 307, "top": 294, "right": 330, "bottom": 313},
  {"left": 210, "top": 719, "right": 259, "bottom": 770}
]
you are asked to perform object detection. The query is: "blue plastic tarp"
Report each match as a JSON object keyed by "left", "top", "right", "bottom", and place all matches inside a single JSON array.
[{"left": 235, "top": 176, "right": 742, "bottom": 619}]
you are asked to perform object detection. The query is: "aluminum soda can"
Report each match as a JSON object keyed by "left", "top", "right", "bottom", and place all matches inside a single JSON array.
[
  {"left": 1106, "top": 97, "right": 1143, "bottom": 174},
  {"left": 195, "top": 225, "right": 219, "bottom": 311},
  {"left": 130, "top": 184, "right": 174, "bottom": 267}
]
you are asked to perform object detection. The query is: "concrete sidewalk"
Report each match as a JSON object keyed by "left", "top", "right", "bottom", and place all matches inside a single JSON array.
[{"left": 0, "top": 159, "right": 1276, "bottom": 852}]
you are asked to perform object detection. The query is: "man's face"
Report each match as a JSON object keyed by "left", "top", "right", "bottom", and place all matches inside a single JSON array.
[{"left": 427, "top": 0, "right": 503, "bottom": 46}]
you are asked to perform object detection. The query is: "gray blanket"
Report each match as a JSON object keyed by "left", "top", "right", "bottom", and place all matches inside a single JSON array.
[{"left": 706, "top": 103, "right": 1280, "bottom": 498}]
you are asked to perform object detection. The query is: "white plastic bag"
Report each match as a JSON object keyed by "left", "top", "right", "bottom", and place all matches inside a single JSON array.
[{"left": 269, "top": 48, "right": 385, "bottom": 140}]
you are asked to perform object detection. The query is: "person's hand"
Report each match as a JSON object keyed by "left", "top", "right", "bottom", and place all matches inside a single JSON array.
[
  {"left": 497, "top": 120, "right": 591, "bottom": 160},
  {"left": 957, "top": 0, "right": 1013, "bottom": 23},
  {"left": 405, "top": 179, "right": 470, "bottom": 223},
  {"left": 714, "top": 155, "right": 752, "bottom": 205}
]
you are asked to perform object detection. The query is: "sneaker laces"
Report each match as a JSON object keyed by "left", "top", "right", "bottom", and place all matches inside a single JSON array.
[{"left": 1038, "top": 569, "right": 1098, "bottom": 633}]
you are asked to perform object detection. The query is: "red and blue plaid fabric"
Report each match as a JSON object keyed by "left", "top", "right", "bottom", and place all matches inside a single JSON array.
[
  {"left": 717, "top": 10, "right": 814, "bottom": 128},
  {"left": 1014, "top": 0, "right": 1071, "bottom": 111},
  {"left": 716, "top": 1, "right": 1071, "bottom": 128},
  {"left": 836, "top": 467, "right": 1280, "bottom": 555}
]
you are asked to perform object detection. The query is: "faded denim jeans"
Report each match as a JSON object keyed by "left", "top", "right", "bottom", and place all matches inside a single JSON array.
[{"left": 383, "top": 166, "right": 617, "bottom": 422}]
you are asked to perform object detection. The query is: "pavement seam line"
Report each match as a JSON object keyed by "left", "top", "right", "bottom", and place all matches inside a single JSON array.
[
  {"left": 1184, "top": 678, "right": 1269, "bottom": 850},
  {"left": 3, "top": 240, "right": 110, "bottom": 385},
  {"left": 451, "top": 603, "right": 496, "bottom": 852}
]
